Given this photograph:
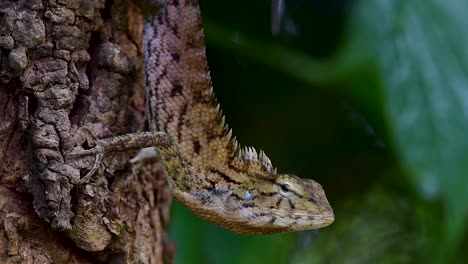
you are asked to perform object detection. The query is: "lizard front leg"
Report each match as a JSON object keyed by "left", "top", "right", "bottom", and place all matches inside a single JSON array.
[{"left": 68, "top": 131, "right": 173, "bottom": 183}]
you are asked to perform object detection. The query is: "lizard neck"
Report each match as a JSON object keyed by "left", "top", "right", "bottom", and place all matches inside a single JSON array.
[{"left": 144, "top": 0, "right": 276, "bottom": 189}]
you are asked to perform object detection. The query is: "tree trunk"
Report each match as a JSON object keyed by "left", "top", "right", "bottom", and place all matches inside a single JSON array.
[{"left": 0, "top": 0, "right": 174, "bottom": 263}]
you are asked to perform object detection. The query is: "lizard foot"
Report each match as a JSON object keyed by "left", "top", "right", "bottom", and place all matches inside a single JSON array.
[
  {"left": 67, "top": 128, "right": 107, "bottom": 184},
  {"left": 78, "top": 145, "right": 104, "bottom": 184}
]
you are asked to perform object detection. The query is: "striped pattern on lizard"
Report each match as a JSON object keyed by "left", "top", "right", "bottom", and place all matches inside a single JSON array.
[{"left": 72, "top": 0, "right": 334, "bottom": 234}]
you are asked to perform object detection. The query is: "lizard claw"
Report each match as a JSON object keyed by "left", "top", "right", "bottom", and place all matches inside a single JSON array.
[
  {"left": 78, "top": 145, "right": 105, "bottom": 184},
  {"left": 67, "top": 144, "right": 105, "bottom": 184},
  {"left": 66, "top": 128, "right": 107, "bottom": 184}
]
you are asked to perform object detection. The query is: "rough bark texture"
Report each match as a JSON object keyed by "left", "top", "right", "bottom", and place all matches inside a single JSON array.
[{"left": 0, "top": 0, "right": 174, "bottom": 263}]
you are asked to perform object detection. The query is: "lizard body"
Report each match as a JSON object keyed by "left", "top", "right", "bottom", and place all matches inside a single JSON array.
[{"left": 73, "top": 0, "right": 334, "bottom": 234}]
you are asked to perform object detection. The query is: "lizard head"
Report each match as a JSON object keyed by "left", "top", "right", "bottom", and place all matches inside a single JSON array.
[{"left": 223, "top": 174, "right": 334, "bottom": 234}]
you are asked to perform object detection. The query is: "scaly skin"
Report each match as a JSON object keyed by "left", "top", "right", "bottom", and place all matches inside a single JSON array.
[{"left": 73, "top": 0, "right": 334, "bottom": 235}]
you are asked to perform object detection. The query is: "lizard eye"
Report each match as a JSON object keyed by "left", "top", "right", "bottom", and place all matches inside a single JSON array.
[
  {"left": 279, "top": 183, "right": 290, "bottom": 193},
  {"left": 275, "top": 174, "right": 305, "bottom": 198},
  {"left": 244, "top": 190, "right": 254, "bottom": 201}
]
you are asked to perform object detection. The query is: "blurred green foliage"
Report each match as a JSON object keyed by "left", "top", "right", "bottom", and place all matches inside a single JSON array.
[{"left": 168, "top": 0, "right": 468, "bottom": 263}]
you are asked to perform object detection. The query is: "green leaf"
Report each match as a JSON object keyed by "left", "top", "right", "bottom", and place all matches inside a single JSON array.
[{"left": 346, "top": 0, "right": 468, "bottom": 260}]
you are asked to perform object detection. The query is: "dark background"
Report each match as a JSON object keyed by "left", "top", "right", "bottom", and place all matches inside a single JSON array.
[{"left": 169, "top": 0, "right": 468, "bottom": 263}]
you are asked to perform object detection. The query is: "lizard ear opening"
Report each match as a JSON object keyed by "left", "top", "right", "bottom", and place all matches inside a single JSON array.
[{"left": 244, "top": 190, "right": 254, "bottom": 201}]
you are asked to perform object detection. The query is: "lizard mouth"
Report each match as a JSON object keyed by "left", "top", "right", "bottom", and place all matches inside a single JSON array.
[
  {"left": 287, "top": 212, "right": 335, "bottom": 229},
  {"left": 315, "top": 213, "right": 335, "bottom": 228}
]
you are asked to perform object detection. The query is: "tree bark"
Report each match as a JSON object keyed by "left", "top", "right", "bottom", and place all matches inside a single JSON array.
[{"left": 0, "top": 0, "right": 174, "bottom": 263}]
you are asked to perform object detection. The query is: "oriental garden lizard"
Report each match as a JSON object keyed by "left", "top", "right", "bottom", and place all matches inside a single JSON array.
[{"left": 70, "top": 0, "right": 334, "bottom": 235}]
